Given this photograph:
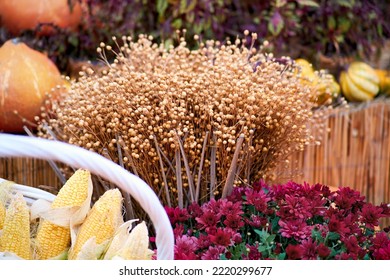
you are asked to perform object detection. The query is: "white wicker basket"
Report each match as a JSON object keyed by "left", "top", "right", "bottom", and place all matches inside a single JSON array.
[{"left": 0, "top": 133, "right": 174, "bottom": 260}]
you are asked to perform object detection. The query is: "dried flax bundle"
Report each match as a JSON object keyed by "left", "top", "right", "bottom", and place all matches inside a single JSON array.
[{"left": 37, "top": 31, "right": 325, "bottom": 208}]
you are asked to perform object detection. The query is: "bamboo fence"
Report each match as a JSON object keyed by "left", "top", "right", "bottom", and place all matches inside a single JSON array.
[
  {"left": 0, "top": 157, "right": 61, "bottom": 193},
  {"left": 275, "top": 99, "right": 390, "bottom": 227},
  {"left": 1, "top": 99, "right": 390, "bottom": 226}
]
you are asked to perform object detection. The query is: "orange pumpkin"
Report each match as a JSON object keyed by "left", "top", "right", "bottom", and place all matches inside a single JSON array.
[
  {"left": 0, "top": 0, "right": 83, "bottom": 35},
  {"left": 0, "top": 39, "right": 64, "bottom": 133}
]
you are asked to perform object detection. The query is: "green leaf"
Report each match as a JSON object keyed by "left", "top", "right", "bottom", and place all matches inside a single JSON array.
[
  {"left": 266, "top": 234, "right": 276, "bottom": 244},
  {"left": 338, "top": 17, "right": 351, "bottom": 33},
  {"left": 227, "top": 243, "right": 247, "bottom": 260},
  {"left": 172, "top": 18, "right": 183, "bottom": 29},
  {"left": 268, "top": 12, "right": 284, "bottom": 36},
  {"left": 368, "top": 11, "right": 377, "bottom": 20},
  {"left": 186, "top": 0, "right": 197, "bottom": 13},
  {"left": 377, "top": 24, "right": 383, "bottom": 37},
  {"left": 327, "top": 16, "right": 336, "bottom": 30},
  {"left": 337, "top": 0, "right": 354, "bottom": 8},
  {"left": 186, "top": 11, "right": 195, "bottom": 23},
  {"left": 68, "top": 36, "right": 79, "bottom": 47},
  {"left": 277, "top": 252, "right": 286, "bottom": 260},
  {"left": 163, "top": 39, "right": 174, "bottom": 50},
  {"left": 364, "top": 228, "right": 374, "bottom": 236},
  {"left": 327, "top": 232, "right": 340, "bottom": 241},
  {"left": 204, "top": 17, "right": 212, "bottom": 29},
  {"left": 258, "top": 245, "right": 268, "bottom": 253},
  {"left": 329, "top": 248, "right": 338, "bottom": 258},
  {"left": 271, "top": 217, "right": 280, "bottom": 232},
  {"left": 296, "top": 0, "right": 319, "bottom": 8},
  {"left": 193, "top": 23, "right": 203, "bottom": 34},
  {"left": 254, "top": 229, "right": 270, "bottom": 242},
  {"left": 179, "top": 0, "right": 187, "bottom": 14},
  {"left": 157, "top": 0, "right": 168, "bottom": 16},
  {"left": 219, "top": 254, "right": 228, "bottom": 260},
  {"left": 179, "top": 0, "right": 198, "bottom": 14},
  {"left": 311, "top": 228, "right": 324, "bottom": 242}
]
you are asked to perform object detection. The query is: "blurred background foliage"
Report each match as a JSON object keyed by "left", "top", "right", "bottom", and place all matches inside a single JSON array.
[{"left": 1, "top": 0, "right": 389, "bottom": 74}]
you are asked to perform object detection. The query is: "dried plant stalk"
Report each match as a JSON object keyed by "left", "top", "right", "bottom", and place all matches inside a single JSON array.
[{"left": 37, "top": 32, "right": 325, "bottom": 207}]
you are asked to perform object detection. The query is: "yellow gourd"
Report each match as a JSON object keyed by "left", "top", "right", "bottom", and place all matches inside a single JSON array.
[
  {"left": 375, "top": 69, "right": 390, "bottom": 95},
  {"left": 339, "top": 62, "right": 380, "bottom": 102},
  {"left": 294, "top": 58, "right": 340, "bottom": 105}
]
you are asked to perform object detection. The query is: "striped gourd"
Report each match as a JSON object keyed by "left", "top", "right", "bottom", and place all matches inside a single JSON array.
[{"left": 340, "top": 61, "right": 380, "bottom": 102}]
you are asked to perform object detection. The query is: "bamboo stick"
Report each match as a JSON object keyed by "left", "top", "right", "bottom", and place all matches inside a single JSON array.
[
  {"left": 209, "top": 133, "right": 217, "bottom": 200},
  {"left": 222, "top": 134, "right": 245, "bottom": 198},
  {"left": 175, "top": 150, "right": 183, "bottom": 208}
]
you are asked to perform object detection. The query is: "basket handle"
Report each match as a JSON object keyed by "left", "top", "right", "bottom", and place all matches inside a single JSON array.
[{"left": 0, "top": 133, "right": 174, "bottom": 260}]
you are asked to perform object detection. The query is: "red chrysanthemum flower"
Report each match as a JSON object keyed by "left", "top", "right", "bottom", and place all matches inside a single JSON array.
[
  {"left": 276, "top": 206, "right": 292, "bottom": 219},
  {"left": 201, "top": 246, "right": 226, "bottom": 260},
  {"left": 304, "top": 193, "right": 327, "bottom": 217},
  {"left": 245, "top": 214, "right": 268, "bottom": 228},
  {"left": 165, "top": 206, "right": 176, "bottom": 224},
  {"left": 378, "top": 203, "right": 390, "bottom": 217},
  {"left": 270, "top": 183, "right": 297, "bottom": 201},
  {"left": 342, "top": 213, "right": 362, "bottom": 235},
  {"left": 227, "top": 186, "right": 247, "bottom": 203},
  {"left": 195, "top": 209, "right": 221, "bottom": 230},
  {"left": 174, "top": 235, "right": 199, "bottom": 260},
  {"left": 197, "top": 233, "right": 212, "bottom": 249},
  {"left": 242, "top": 244, "right": 262, "bottom": 260},
  {"left": 251, "top": 180, "right": 269, "bottom": 192},
  {"left": 278, "top": 194, "right": 312, "bottom": 220},
  {"left": 245, "top": 188, "right": 270, "bottom": 212},
  {"left": 286, "top": 244, "right": 303, "bottom": 260},
  {"left": 231, "top": 231, "right": 242, "bottom": 244},
  {"left": 327, "top": 215, "right": 350, "bottom": 237},
  {"left": 224, "top": 214, "right": 245, "bottom": 229},
  {"left": 320, "top": 184, "right": 333, "bottom": 198},
  {"left": 205, "top": 226, "right": 218, "bottom": 235},
  {"left": 173, "top": 223, "right": 185, "bottom": 238},
  {"left": 279, "top": 219, "right": 312, "bottom": 240},
  {"left": 219, "top": 200, "right": 243, "bottom": 216},
  {"left": 317, "top": 243, "right": 331, "bottom": 259},
  {"left": 335, "top": 252, "right": 358, "bottom": 260},
  {"left": 371, "top": 232, "right": 390, "bottom": 250},
  {"left": 360, "top": 204, "right": 383, "bottom": 230},
  {"left": 174, "top": 207, "right": 191, "bottom": 223},
  {"left": 188, "top": 202, "right": 203, "bottom": 218},
  {"left": 372, "top": 243, "right": 390, "bottom": 260},
  {"left": 203, "top": 199, "right": 222, "bottom": 213},
  {"left": 334, "top": 187, "right": 365, "bottom": 211},
  {"left": 300, "top": 238, "right": 318, "bottom": 260},
  {"left": 209, "top": 228, "right": 233, "bottom": 247},
  {"left": 343, "top": 235, "right": 360, "bottom": 255}
]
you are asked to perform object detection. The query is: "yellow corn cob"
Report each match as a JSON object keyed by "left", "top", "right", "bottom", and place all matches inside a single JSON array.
[
  {"left": 118, "top": 221, "right": 154, "bottom": 260},
  {"left": 0, "top": 180, "right": 13, "bottom": 230},
  {"left": 0, "top": 202, "right": 5, "bottom": 230},
  {"left": 0, "top": 193, "right": 31, "bottom": 259},
  {"left": 68, "top": 188, "right": 123, "bottom": 260},
  {"left": 35, "top": 169, "right": 91, "bottom": 259}
]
